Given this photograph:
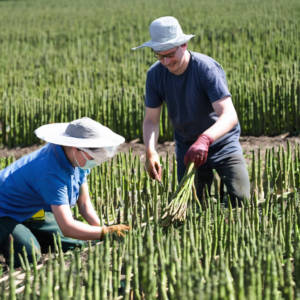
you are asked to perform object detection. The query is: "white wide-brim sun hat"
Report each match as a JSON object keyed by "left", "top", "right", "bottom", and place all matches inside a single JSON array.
[
  {"left": 132, "top": 16, "right": 195, "bottom": 52},
  {"left": 34, "top": 117, "right": 125, "bottom": 148}
]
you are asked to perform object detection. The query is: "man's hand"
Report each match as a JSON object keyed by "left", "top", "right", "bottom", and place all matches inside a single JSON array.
[
  {"left": 184, "top": 134, "right": 214, "bottom": 168},
  {"left": 145, "top": 149, "right": 162, "bottom": 181},
  {"left": 100, "top": 225, "right": 131, "bottom": 240}
]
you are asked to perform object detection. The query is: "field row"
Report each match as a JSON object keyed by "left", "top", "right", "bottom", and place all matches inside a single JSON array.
[
  {"left": 1, "top": 142, "right": 300, "bottom": 299},
  {"left": 1, "top": 75, "right": 300, "bottom": 148}
]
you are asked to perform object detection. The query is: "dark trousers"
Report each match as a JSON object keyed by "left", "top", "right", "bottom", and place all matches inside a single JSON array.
[
  {"left": 0, "top": 212, "right": 85, "bottom": 268},
  {"left": 176, "top": 150, "right": 250, "bottom": 207}
]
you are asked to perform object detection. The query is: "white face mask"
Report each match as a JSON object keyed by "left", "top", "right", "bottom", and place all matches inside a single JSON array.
[{"left": 73, "top": 150, "right": 100, "bottom": 170}]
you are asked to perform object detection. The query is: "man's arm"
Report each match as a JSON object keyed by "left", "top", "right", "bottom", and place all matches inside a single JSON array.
[
  {"left": 203, "top": 96, "right": 238, "bottom": 142},
  {"left": 183, "top": 96, "right": 238, "bottom": 168},
  {"left": 76, "top": 182, "right": 100, "bottom": 226},
  {"left": 51, "top": 203, "right": 130, "bottom": 240},
  {"left": 51, "top": 204, "right": 103, "bottom": 240},
  {"left": 143, "top": 106, "right": 162, "bottom": 150},
  {"left": 143, "top": 105, "right": 163, "bottom": 181}
]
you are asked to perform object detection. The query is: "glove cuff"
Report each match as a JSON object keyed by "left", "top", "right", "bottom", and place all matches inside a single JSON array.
[
  {"left": 199, "top": 133, "right": 214, "bottom": 147},
  {"left": 100, "top": 227, "right": 107, "bottom": 240}
]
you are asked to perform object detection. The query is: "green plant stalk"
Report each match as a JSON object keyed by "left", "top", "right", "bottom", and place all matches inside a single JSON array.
[
  {"left": 123, "top": 254, "right": 132, "bottom": 300},
  {"left": 93, "top": 244, "right": 100, "bottom": 300},
  {"left": 8, "top": 235, "right": 15, "bottom": 300},
  {"left": 160, "top": 162, "right": 197, "bottom": 226}
]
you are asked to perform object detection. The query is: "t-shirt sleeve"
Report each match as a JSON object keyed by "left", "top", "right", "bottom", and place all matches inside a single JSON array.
[
  {"left": 35, "top": 175, "right": 69, "bottom": 206},
  {"left": 203, "top": 67, "right": 231, "bottom": 103},
  {"left": 79, "top": 168, "right": 89, "bottom": 185},
  {"left": 145, "top": 70, "right": 163, "bottom": 108}
]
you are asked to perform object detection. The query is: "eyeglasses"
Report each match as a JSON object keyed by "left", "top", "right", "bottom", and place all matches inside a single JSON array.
[{"left": 153, "top": 46, "right": 180, "bottom": 60}]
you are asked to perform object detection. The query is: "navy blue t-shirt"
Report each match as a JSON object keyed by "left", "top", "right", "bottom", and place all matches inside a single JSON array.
[{"left": 145, "top": 51, "right": 242, "bottom": 161}]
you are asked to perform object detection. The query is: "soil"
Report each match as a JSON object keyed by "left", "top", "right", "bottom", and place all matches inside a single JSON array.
[
  {"left": 1, "top": 133, "right": 299, "bottom": 165},
  {"left": 120, "top": 134, "right": 300, "bottom": 165},
  {"left": 1, "top": 134, "right": 300, "bottom": 276}
]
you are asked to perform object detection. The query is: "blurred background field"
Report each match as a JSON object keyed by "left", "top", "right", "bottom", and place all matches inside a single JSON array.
[{"left": 0, "top": 0, "right": 299, "bottom": 148}]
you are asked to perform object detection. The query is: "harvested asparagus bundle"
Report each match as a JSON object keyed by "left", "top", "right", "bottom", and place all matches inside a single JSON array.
[{"left": 160, "top": 162, "right": 200, "bottom": 227}]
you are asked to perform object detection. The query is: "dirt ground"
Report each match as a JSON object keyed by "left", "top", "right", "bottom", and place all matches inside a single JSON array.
[
  {"left": 1, "top": 133, "right": 299, "bottom": 165},
  {"left": 1, "top": 134, "right": 300, "bottom": 274},
  {"left": 119, "top": 134, "right": 300, "bottom": 165}
]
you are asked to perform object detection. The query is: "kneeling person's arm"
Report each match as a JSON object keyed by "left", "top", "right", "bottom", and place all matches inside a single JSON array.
[
  {"left": 51, "top": 204, "right": 103, "bottom": 240},
  {"left": 76, "top": 182, "right": 100, "bottom": 226}
]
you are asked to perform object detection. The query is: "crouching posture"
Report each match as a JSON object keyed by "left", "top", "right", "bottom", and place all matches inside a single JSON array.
[{"left": 0, "top": 117, "right": 130, "bottom": 268}]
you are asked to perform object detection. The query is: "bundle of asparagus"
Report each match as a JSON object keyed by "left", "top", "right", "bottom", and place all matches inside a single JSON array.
[{"left": 160, "top": 162, "right": 200, "bottom": 227}]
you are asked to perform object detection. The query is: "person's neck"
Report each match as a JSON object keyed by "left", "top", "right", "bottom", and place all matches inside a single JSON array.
[
  {"left": 62, "top": 145, "right": 76, "bottom": 168},
  {"left": 172, "top": 50, "right": 191, "bottom": 75}
]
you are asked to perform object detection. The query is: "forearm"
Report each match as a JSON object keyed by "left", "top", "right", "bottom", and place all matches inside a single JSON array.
[
  {"left": 60, "top": 219, "right": 103, "bottom": 240},
  {"left": 52, "top": 204, "right": 129, "bottom": 241},
  {"left": 78, "top": 202, "right": 101, "bottom": 226},
  {"left": 143, "top": 119, "right": 160, "bottom": 151},
  {"left": 204, "top": 111, "right": 238, "bottom": 143}
]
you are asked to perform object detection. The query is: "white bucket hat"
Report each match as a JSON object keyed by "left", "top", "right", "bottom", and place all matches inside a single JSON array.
[
  {"left": 34, "top": 117, "right": 125, "bottom": 148},
  {"left": 132, "top": 16, "right": 195, "bottom": 52}
]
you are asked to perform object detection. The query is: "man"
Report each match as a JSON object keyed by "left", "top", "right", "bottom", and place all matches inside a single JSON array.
[
  {"left": 0, "top": 117, "right": 130, "bottom": 268},
  {"left": 132, "top": 16, "right": 250, "bottom": 205}
]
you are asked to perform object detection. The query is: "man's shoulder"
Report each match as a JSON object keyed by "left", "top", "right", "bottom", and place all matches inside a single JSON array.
[
  {"left": 147, "top": 61, "right": 164, "bottom": 75},
  {"left": 27, "top": 144, "right": 66, "bottom": 178},
  {"left": 0, "top": 143, "right": 63, "bottom": 189},
  {"left": 4, "top": 143, "right": 51, "bottom": 174},
  {"left": 26, "top": 144, "right": 55, "bottom": 167},
  {"left": 190, "top": 52, "right": 222, "bottom": 70},
  {"left": 146, "top": 61, "right": 167, "bottom": 89}
]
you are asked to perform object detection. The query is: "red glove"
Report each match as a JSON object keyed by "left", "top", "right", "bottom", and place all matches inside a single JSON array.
[{"left": 184, "top": 134, "right": 214, "bottom": 168}]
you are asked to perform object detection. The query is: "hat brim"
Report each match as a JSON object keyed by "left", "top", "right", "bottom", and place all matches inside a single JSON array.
[
  {"left": 132, "top": 34, "right": 195, "bottom": 51},
  {"left": 34, "top": 123, "right": 125, "bottom": 148}
]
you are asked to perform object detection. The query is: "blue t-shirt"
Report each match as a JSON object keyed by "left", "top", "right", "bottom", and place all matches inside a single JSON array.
[
  {"left": 0, "top": 143, "right": 88, "bottom": 222},
  {"left": 145, "top": 51, "right": 242, "bottom": 158}
]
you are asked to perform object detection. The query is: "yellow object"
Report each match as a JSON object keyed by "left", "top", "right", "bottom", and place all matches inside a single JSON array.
[{"left": 31, "top": 209, "right": 45, "bottom": 221}]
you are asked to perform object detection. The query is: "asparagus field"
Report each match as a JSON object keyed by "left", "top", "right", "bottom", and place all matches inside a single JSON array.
[
  {"left": 1, "top": 142, "right": 300, "bottom": 299},
  {"left": 0, "top": 0, "right": 299, "bottom": 147},
  {"left": 1, "top": 0, "right": 300, "bottom": 298}
]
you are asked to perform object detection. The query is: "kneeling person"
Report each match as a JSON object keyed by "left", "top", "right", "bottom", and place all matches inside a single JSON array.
[{"left": 0, "top": 117, "right": 130, "bottom": 268}]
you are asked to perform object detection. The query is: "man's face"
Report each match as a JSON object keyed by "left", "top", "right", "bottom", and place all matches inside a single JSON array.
[
  {"left": 153, "top": 44, "right": 187, "bottom": 74},
  {"left": 72, "top": 147, "right": 93, "bottom": 168}
]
